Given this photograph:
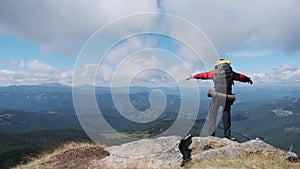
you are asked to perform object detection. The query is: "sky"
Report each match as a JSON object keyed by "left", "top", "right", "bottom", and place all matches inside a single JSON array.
[{"left": 0, "top": 0, "right": 300, "bottom": 87}]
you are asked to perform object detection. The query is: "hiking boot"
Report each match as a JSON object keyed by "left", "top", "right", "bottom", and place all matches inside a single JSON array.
[
  {"left": 225, "top": 137, "right": 238, "bottom": 142},
  {"left": 230, "top": 138, "right": 237, "bottom": 142},
  {"left": 181, "top": 159, "right": 191, "bottom": 167}
]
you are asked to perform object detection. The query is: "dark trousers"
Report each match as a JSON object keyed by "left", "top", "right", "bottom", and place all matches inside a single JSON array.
[{"left": 207, "top": 97, "right": 232, "bottom": 138}]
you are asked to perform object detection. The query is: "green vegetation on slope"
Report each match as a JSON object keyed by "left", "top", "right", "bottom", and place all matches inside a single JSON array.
[{"left": 0, "top": 129, "right": 91, "bottom": 169}]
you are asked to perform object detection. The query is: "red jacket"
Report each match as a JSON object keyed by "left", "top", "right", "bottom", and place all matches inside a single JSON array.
[{"left": 193, "top": 69, "right": 251, "bottom": 83}]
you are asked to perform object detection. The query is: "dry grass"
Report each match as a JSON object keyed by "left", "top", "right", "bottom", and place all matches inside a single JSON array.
[
  {"left": 13, "top": 142, "right": 109, "bottom": 169},
  {"left": 186, "top": 153, "right": 300, "bottom": 169}
]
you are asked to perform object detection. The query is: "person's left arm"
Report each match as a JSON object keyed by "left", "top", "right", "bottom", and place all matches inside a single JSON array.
[{"left": 233, "top": 72, "right": 253, "bottom": 84}]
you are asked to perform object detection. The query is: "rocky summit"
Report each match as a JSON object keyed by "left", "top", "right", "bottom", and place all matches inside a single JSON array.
[{"left": 15, "top": 136, "right": 299, "bottom": 169}]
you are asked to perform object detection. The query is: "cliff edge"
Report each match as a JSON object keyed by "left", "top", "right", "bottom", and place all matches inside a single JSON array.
[{"left": 14, "top": 136, "right": 299, "bottom": 169}]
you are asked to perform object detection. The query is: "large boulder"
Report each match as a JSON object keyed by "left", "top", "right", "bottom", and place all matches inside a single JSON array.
[{"left": 91, "top": 136, "right": 298, "bottom": 169}]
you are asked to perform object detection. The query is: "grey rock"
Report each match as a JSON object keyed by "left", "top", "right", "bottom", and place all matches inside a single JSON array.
[
  {"left": 92, "top": 136, "right": 182, "bottom": 169},
  {"left": 91, "top": 136, "right": 298, "bottom": 169},
  {"left": 192, "top": 137, "right": 298, "bottom": 161}
]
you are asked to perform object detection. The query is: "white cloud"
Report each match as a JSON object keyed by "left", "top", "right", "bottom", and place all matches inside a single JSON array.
[
  {"left": 160, "top": 0, "right": 300, "bottom": 54},
  {"left": 99, "top": 54, "right": 163, "bottom": 86},
  {"left": 88, "top": 35, "right": 198, "bottom": 86},
  {"left": 0, "top": 60, "right": 73, "bottom": 86},
  {"left": 176, "top": 45, "right": 208, "bottom": 72},
  {"left": 252, "top": 64, "right": 300, "bottom": 84},
  {"left": 28, "top": 60, "right": 56, "bottom": 72},
  {"left": 226, "top": 50, "right": 274, "bottom": 58},
  {"left": 102, "top": 36, "right": 157, "bottom": 65},
  {"left": 3, "top": 56, "right": 200, "bottom": 87},
  {"left": 0, "top": 0, "right": 159, "bottom": 56},
  {"left": 88, "top": 36, "right": 157, "bottom": 86},
  {"left": 11, "top": 60, "right": 57, "bottom": 72},
  {"left": 1, "top": 0, "right": 300, "bottom": 57},
  {"left": 2, "top": 1, "right": 300, "bottom": 86}
]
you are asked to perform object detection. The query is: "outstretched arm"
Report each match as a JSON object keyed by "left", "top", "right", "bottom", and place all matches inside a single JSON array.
[
  {"left": 186, "top": 70, "right": 215, "bottom": 80},
  {"left": 233, "top": 72, "right": 253, "bottom": 84}
]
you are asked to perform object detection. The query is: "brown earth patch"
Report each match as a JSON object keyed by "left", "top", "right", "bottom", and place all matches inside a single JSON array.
[{"left": 49, "top": 146, "right": 109, "bottom": 169}]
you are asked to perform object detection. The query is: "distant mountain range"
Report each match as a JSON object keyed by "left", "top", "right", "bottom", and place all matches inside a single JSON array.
[
  {"left": 0, "top": 83, "right": 299, "bottom": 154},
  {"left": 1, "top": 83, "right": 299, "bottom": 113}
]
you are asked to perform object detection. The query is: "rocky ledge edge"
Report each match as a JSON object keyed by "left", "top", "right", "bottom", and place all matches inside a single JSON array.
[{"left": 91, "top": 136, "right": 298, "bottom": 169}]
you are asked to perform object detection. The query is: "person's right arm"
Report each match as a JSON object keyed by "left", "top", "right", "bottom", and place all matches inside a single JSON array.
[{"left": 186, "top": 69, "right": 215, "bottom": 80}]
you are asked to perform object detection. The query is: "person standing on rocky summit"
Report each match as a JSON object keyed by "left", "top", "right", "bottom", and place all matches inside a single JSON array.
[{"left": 186, "top": 59, "right": 253, "bottom": 140}]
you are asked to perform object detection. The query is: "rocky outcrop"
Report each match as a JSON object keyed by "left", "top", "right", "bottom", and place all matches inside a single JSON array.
[
  {"left": 91, "top": 136, "right": 182, "bottom": 169},
  {"left": 15, "top": 136, "right": 299, "bottom": 169},
  {"left": 91, "top": 136, "right": 298, "bottom": 169},
  {"left": 191, "top": 137, "right": 297, "bottom": 161}
]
